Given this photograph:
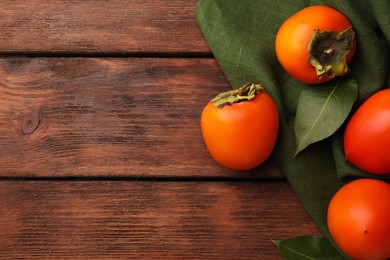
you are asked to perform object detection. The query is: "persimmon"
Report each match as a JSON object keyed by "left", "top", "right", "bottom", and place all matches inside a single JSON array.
[
  {"left": 327, "top": 178, "right": 390, "bottom": 260},
  {"left": 275, "top": 5, "right": 356, "bottom": 84},
  {"left": 201, "top": 83, "right": 279, "bottom": 170},
  {"left": 344, "top": 88, "right": 390, "bottom": 174}
]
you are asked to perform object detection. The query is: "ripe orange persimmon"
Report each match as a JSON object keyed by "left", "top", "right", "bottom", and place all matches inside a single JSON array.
[
  {"left": 201, "top": 83, "right": 279, "bottom": 170},
  {"left": 344, "top": 88, "right": 390, "bottom": 174},
  {"left": 275, "top": 5, "right": 356, "bottom": 84},
  {"left": 327, "top": 178, "right": 390, "bottom": 260}
]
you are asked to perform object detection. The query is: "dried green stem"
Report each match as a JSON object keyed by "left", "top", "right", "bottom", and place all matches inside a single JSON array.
[
  {"left": 308, "top": 27, "right": 355, "bottom": 79},
  {"left": 211, "top": 82, "right": 264, "bottom": 108}
]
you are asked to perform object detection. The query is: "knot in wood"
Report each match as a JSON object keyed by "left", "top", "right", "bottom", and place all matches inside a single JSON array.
[{"left": 21, "top": 110, "right": 42, "bottom": 135}]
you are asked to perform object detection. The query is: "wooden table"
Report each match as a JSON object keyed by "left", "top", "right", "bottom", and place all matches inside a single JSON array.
[{"left": 0, "top": 1, "right": 320, "bottom": 259}]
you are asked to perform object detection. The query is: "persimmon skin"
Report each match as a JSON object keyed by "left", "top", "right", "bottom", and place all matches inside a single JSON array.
[
  {"left": 327, "top": 179, "right": 390, "bottom": 260},
  {"left": 275, "top": 5, "right": 356, "bottom": 84},
  {"left": 201, "top": 91, "right": 279, "bottom": 171},
  {"left": 344, "top": 88, "right": 390, "bottom": 174}
]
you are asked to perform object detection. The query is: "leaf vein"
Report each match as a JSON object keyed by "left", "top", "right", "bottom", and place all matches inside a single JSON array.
[
  {"left": 296, "top": 82, "right": 340, "bottom": 152},
  {"left": 279, "top": 243, "right": 317, "bottom": 260}
]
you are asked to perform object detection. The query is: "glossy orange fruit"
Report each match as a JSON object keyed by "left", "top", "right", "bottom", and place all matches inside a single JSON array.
[
  {"left": 327, "top": 178, "right": 390, "bottom": 260},
  {"left": 201, "top": 83, "right": 279, "bottom": 170},
  {"left": 275, "top": 5, "right": 356, "bottom": 84}
]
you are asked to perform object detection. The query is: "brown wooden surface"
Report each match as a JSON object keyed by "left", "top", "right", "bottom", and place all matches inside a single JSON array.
[
  {"left": 0, "top": 181, "right": 319, "bottom": 259},
  {"left": 0, "top": 57, "right": 282, "bottom": 178},
  {"left": 0, "top": 1, "right": 320, "bottom": 259},
  {"left": 0, "top": 0, "right": 208, "bottom": 54}
]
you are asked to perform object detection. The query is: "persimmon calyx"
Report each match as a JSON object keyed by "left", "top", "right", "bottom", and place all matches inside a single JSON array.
[
  {"left": 308, "top": 27, "right": 355, "bottom": 79},
  {"left": 211, "top": 82, "right": 264, "bottom": 108}
]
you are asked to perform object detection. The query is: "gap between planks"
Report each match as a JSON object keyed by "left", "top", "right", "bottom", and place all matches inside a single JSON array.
[
  {"left": 0, "top": 175, "right": 287, "bottom": 183},
  {"left": 0, "top": 51, "right": 214, "bottom": 59}
]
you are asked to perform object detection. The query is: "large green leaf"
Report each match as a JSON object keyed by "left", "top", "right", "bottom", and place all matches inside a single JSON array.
[
  {"left": 294, "top": 77, "right": 358, "bottom": 155},
  {"left": 273, "top": 236, "right": 346, "bottom": 260}
]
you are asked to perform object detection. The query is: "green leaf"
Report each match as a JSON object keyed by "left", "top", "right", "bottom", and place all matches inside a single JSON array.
[
  {"left": 294, "top": 77, "right": 358, "bottom": 155},
  {"left": 272, "top": 236, "right": 347, "bottom": 260}
]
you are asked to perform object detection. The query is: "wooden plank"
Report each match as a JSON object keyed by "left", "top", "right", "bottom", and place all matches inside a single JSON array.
[
  {"left": 0, "top": 57, "right": 283, "bottom": 178},
  {"left": 0, "top": 0, "right": 209, "bottom": 54},
  {"left": 0, "top": 181, "right": 320, "bottom": 259}
]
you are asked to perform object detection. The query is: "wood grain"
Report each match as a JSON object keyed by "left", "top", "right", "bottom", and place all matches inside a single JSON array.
[
  {"left": 0, "top": 2, "right": 321, "bottom": 260},
  {"left": 0, "top": 0, "right": 209, "bottom": 54},
  {"left": 0, "top": 181, "right": 320, "bottom": 259},
  {"left": 0, "top": 58, "right": 283, "bottom": 178}
]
